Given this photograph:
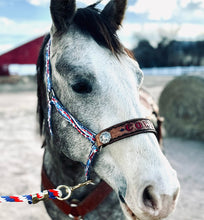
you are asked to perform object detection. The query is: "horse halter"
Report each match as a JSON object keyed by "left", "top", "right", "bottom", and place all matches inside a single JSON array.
[{"left": 45, "top": 39, "right": 157, "bottom": 180}]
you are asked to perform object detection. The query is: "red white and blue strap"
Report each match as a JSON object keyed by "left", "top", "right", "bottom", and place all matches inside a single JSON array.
[
  {"left": 46, "top": 39, "right": 53, "bottom": 135},
  {"left": 45, "top": 39, "right": 99, "bottom": 180},
  {"left": 50, "top": 94, "right": 96, "bottom": 144},
  {"left": 85, "top": 145, "right": 99, "bottom": 177}
]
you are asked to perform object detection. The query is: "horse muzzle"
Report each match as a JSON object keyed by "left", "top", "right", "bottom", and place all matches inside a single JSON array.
[{"left": 118, "top": 173, "right": 180, "bottom": 220}]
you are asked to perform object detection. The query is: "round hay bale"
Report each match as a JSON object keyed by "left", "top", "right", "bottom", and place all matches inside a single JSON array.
[{"left": 159, "top": 75, "right": 204, "bottom": 140}]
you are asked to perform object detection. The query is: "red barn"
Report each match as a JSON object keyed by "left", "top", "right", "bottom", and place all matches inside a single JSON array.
[{"left": 0, "top": 36, "right": 44, "bottom": 76}]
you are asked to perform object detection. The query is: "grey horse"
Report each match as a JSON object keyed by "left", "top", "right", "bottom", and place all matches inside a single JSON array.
[{"left": 37, "top": 0, "right": 180, "bottom": 219}]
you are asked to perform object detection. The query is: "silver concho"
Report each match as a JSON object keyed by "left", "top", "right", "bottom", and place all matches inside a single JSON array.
[{"left": 99, "top": 131, "right": 111, "bottom": 144}]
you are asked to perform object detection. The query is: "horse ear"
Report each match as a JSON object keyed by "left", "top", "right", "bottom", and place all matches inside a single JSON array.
[
  {"left": 50, "top": 0, "right": 76, "bottom": 32},
  {"left": 101, "top": 0, "right": 127, "bottom": 31}
]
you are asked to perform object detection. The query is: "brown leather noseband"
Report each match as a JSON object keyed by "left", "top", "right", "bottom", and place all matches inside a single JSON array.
[{"left": 96, "top": 118, "right": 157, "bottom": 148}]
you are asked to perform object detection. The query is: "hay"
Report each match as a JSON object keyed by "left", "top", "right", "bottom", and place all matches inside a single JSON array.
[{"left": 159, "top": 75, "right": 204, "bottom": 140}]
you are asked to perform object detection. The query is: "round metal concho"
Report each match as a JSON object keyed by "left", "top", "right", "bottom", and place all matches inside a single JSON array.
[{"left": 99, "top": 131, "right": 111, "bottom": 145}]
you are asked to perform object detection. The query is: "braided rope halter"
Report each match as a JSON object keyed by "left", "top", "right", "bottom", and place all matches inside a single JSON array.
[
  {"left": 46, "top": 39, "right": 98, "bottom": 180},
  {"left": 45, "top": 39, "right": 157, "bottom": 180}
]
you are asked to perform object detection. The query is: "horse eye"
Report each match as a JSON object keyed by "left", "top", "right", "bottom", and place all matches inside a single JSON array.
[{"left": 71, "top": 80, "right": 92, "bottom": 94}]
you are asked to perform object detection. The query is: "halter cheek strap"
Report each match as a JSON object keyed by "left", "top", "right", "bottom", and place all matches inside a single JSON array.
[
  {"left": 46, "top": 39, "right": 98, "bottom": 180},
  {"left": 45, "top": 39, "right": 157, "bottom": 180}
]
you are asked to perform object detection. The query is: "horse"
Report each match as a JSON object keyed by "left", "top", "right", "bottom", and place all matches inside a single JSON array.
[{"left": 37, "top": 1, "right": 180, "bottom": 219}]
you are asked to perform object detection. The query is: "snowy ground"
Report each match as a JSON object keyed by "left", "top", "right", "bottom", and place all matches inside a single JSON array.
[{"left": 0, "top": 75, "right": 203, "bottom": 220}]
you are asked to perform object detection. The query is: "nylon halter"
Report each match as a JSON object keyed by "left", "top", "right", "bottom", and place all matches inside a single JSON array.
[{"left": 46, "top": 39, "right": 98, "bottom": 180}]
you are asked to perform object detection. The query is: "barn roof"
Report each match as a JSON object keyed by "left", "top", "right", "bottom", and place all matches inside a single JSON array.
[{"left": 0, "top": 36, "right": 44, "bottom": 65}]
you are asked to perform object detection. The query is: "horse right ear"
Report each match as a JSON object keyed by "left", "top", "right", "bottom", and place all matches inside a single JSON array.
[
  {"left": 101, "top": 0, "right": 127, "bottom": 32},
  {"left": 50, "top": 0, "right": 76, "bottom": 32}
]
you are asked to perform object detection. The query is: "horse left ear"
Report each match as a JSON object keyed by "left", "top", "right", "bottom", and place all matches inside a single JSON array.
[
  {"left": 50, "top": 0, "right": 76, "bottom": 33},
  {"left": 101, "top": 0, "right": 127, "bottom": 31}
]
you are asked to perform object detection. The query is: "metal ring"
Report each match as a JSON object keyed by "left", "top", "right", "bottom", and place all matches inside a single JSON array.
[{"left": 56, "top": 185, "right": 72, "bottom": 201}]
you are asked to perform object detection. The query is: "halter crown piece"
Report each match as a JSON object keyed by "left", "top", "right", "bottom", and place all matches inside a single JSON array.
[{"left": 45, "top": 39, "right": 157, "bottom": 180}]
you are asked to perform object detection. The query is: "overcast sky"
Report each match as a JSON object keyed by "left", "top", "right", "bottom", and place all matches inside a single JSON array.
[{"left": 0, "top": 0, "right": 204, "bottom": 55}]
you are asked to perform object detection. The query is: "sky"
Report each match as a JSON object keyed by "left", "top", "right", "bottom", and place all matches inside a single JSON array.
[{"left": 0, "top": 0, "right": 204, "bottom": 55}]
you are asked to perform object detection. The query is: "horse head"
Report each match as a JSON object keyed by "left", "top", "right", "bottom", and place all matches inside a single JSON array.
[{"left": 37, "top": 1, "right": 180, "bottom": 219}]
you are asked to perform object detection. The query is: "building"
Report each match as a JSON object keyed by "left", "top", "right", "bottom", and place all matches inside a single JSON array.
[{"left": 0, "top": 36, "right": 44, "bottom": 76}]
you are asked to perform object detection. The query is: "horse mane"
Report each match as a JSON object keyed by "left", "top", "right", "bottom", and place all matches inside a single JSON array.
[{"left": 37, "top": 34, "right": 50, "bottom": 135}]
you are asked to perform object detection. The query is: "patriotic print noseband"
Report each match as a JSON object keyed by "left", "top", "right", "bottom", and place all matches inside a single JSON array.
[{"left": 45, "top": 39, "right": 157, "bottom": 180}]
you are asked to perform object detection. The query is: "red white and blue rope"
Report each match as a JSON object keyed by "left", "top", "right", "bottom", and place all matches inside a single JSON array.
[
  {"left": 45, "top": 39, "right": 99, "bottom": 180},
  {"left": 50, "top": 95, "right": 96, "bottom": 144},
  {"left": 0, "top": 189, "right": 61, "bottom": 204}
]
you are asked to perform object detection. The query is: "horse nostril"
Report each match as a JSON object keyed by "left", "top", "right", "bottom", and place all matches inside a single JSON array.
[
  {"left": 142, "top": 185, "right": 158, "bottom": 211},
  {"left": 119, "top": 193, "right": 126, "bottom": 204},
  {"left": 141, "top": 185, "right": 180, "bottom": 218}
]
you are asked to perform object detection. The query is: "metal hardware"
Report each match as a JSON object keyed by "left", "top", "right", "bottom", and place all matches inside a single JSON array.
[
  {"left": 32, "top": 190, "right": 49, "bottom": 204},
  {"left": 56, "top": 180, "right": 94, "bottom": 201},
  {"left": 56, "top": 185, "right": 72, "bottom": 201},
  {"left": 99, "top": 131, "right": 111, "bottom": 144},
  {"left": 68, "top": 213, "right": 83, "bottom": 220}
]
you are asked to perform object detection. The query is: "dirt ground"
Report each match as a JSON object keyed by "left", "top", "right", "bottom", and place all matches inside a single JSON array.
[{"left": 0, "top": 75, "right": 203, "bottom": 220}]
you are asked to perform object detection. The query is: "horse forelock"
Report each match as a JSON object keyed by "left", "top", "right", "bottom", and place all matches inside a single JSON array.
[{"left": 73, "top": 5, "right": 123, "bottom": 56}]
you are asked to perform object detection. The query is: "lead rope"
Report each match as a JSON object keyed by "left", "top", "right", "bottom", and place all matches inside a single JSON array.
[
  {"left": 46, "top": 39, "right": 99, "bottom": 180},
  {"left": 0, "top": 189, "right": 61, "bottom": 204},
  {"left": 0, "top": 180, "right": 93, "bottom": 204}
]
